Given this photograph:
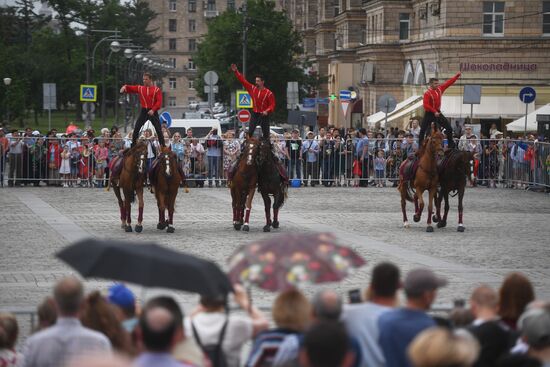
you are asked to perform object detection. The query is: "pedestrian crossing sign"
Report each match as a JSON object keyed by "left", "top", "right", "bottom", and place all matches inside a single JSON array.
[
  {"left": 236, "top": 90, "right": 253, "bottom": 109},
  {"left": 80, "top": 84, "right": 97, "bottom": 102}
]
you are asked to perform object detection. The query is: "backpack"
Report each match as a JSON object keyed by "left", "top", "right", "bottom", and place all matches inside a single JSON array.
[{"left": 192, "top": 317, "right": 229, "bottom": 367}]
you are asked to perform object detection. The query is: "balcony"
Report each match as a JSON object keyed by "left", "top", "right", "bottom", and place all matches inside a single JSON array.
[{"left": 204, "top": 10, "right": 219, "bottom": 17}]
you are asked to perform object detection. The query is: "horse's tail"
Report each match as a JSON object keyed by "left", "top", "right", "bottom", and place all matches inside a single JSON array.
[{"left": 398, "top": 179, "right": 414, "bottom": 202}]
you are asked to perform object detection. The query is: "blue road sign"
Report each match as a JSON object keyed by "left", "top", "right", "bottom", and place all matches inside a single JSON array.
[
  {"left": 80, "top": 85, "right": 97, "bottom": 102},
  {"left": 316, "top": 97, "right": 329, "bottom": 105},
  {"left": 303, "top": 98, "right": 316, "bottom": 108},
  {"left": 160, "top": 111, "right": 172, "bottom": 127},
  {"left": 236, "top": 90, "right": 253, "bottom": 109},
  {"left": 339, "top": 90, "right": 351, "bottom": 101},
  {"left": 519, "top": 86, "right": 536, "bottom": 104}
]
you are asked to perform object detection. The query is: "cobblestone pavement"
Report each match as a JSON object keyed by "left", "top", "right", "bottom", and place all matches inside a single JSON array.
[{"left": 1, "top": 185, "right": 549, "bottom": 321}]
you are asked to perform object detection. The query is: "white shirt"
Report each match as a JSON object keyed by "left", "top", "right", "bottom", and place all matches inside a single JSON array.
[{"left": 185, "top": 312, "right": 253, "bottom": 367}]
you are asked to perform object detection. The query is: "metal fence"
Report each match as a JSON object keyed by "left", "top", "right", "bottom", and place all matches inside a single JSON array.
[{"left": 1, "top": 136, "right": 549, "bottom": 190}]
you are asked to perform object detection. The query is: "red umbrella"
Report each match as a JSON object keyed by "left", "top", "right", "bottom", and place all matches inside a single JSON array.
[{"left": 227, "top": 232, "right": 366, "bottom": 292}]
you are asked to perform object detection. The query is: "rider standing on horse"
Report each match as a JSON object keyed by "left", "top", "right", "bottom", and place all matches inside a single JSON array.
[
  {"left": 231, "top": 64, "right": 275, "bottom": 140},
  {"left": 120, "top": 72, "right": 165, "bottom": 147},
  {"left": 419, "top": 72, "right": 461, "bottom": 149}
]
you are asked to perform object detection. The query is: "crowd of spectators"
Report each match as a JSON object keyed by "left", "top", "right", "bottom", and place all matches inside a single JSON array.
[
  {"left": 0, "top": 120, "right": 549, "bottom": 189},
  {"left": 1, "top": 263, "right": 548, "bottom": 367}
]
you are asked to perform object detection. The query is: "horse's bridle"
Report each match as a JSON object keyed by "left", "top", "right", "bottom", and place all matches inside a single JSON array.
[
  {"left": 162, "top": 152, "right": 172, "bottom": 177},
  {"left": 246, "top": 141, "right": 258, "bottom": 166}
]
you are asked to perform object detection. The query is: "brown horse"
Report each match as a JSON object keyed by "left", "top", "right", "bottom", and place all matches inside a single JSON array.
[
  {"left": 257, "top": 140, "right": 288, "bottom": 232},
  {"left": 150, "top": 146, "right": 183, "bottom": 233},
  {"left": 109, "top": 142, "right": 148, "bottom": 233},
  {"left": 230, "top": 137, "right": 260, "bottom": 232},
  {"left": 433, "top": 150, "right": 475, "bottom": 232},
  {"left": 398, "top": 129, "right": 445, "bottom": 232}
]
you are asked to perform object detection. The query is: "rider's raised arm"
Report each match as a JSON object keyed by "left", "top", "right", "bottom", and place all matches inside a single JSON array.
[
  {"left": 124, "top": 85, "right": 140, "bottom": 94},
  {"left": 233, "top": 69, "right": 255, "bottom": 95}
]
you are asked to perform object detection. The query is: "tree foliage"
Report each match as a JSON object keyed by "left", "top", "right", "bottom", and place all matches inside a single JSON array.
[{"left": 195, "top": 0, "right": 320, "bottom": 119}]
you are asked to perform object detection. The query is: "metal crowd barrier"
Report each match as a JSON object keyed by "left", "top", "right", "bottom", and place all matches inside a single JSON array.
[{"left": 1, "top": 136, "right": 549, "bottom": 190}]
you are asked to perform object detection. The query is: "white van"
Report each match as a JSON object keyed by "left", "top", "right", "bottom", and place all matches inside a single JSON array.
[{"left": 169, "top": 119, "right": 222, "bottom": 138}]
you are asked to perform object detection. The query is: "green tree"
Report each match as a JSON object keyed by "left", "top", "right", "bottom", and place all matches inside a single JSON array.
[{"left": 195, "top": 0, "right": 320, "bottom": 119}]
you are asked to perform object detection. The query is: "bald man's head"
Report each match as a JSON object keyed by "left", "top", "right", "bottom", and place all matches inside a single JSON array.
[
  {"left": 54, "top": 277, "right": 84, "bottom": 316},
  {"left": 471, "top": 286, "right": 499, "bottom": 309},
  {"left": 312, "top": 290, "right": 342, "bottom": 321}
]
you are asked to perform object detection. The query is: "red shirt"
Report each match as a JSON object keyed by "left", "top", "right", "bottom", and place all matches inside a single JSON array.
[
  {"left": 234, "top": 70, "right": 275, "bottom": 114},
  {"left": 124, "top": 85, "right": 162, "bottom": 112},
  {"left": 423, "top": 73, "right": 461, "bottom": 113}
]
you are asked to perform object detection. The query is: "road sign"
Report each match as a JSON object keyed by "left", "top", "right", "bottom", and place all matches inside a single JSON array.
[
  {"left": 377, "top": 94, "right": 397, "bottom": 114},
  {"left": 160, "top": 111, "right": 172, "bottom": 127},
  {"left": 204, "top": 85, "right": 219, "bottom": 93},
  {"left": 519, "top": 86, "right": 536, "bottom": 104},
  {"left": 463, "top": 85, "right": 482, "bottom": 104},
  {"left": 317, "top": 97, "right": 329, "bottom": 105},
  {"left": 339, "top": 90, "right": 351, "bottom": 101},
  {"left": 43, "top": 83, "right": 57, "bottom": 110},
  {"left": 204, "top": 70, "right": 219, "bottom": 86},
  {"left": 236, "top": 90, "right": 253, "bottom": 109},
  {"left": 80, "top": 84, "right": 97, "bottom": 102},
  {"left": 341, "top": 101, "right": 350, "bottom": 116},
  {"left": 237, "top": 109, "right": 251, "bottom": 123},
  {"left": 303, "top": 98, "right": 316, "bottom": 108}
]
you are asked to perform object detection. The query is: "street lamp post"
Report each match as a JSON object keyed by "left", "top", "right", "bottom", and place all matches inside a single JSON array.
[{"left": 3, "top": 78, "right": 11, "bottom": 124}]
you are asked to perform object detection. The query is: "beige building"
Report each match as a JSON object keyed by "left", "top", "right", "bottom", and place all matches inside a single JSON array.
[{"left": 286, "top": 0, "right": 550, "bottom": 132}]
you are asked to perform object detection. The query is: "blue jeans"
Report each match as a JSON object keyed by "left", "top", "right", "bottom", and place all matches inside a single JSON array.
[
  {"left": 207, "top": 156, "right": 220, "bottom": 180},
  {"left": 290, "top": 157, "right": 302, "bottom": 180}
]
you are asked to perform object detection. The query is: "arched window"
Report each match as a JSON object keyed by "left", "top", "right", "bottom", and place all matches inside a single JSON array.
[
  {"left": 414, "top": 60, "right": 426, "bottom": 85},
  {"left": 403, "top": 60, "right": 414, "bottom": 85}
]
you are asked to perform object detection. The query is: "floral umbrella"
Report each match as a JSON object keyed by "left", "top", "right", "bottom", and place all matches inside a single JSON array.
[{"left": 227, "top": 232, "right": 366, "bottom": 292}]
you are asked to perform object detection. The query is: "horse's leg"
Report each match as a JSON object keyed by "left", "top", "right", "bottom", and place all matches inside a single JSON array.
[
  {"left": 272, "top": 192, "right": 283, "bottom": 229},
  {"left": 157, "top": 192, "right": 167, "bottom": 230},
  {"left": 261, "top": 192, "right": 272, "bottom": 232},
  {"left": 437, "top": 189, "right": 449, "bottom": 228},
  {"left": 413, "top": 192, "right": 421, "bottom": 222},
  {"left": 433, "top": 188, "right": 441, "bottom": 223},
  {"left": 457, "top": 186, "right": 465, "bottom": 232},
  {"left": 113, "top": 185, "right": 125, "bottom": 229},
  {"left": 400, "top": 186, "right": 409, "bottom": 228},
  {"left": 426, "top": 187, "right": 435, "bottom": 232},
  {"left": 124, "top": 192, "right": 132, "bottom": 232},
  {"left": 231, "top": 187, "right": 241, "bottom": 230},
  {"left": 166, "top": 192, "right": 176, "bottom": 233},
  {"left": 242, "top": 188, "right": 255, "bottom": 232},
  {"left": 135, "top": 187, "right": 144, "bottom": 233}
]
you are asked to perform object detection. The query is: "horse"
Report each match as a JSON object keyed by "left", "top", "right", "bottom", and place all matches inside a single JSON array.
[
  {"left": 109, "top": 142, "right": 148, "bottom": 233},
  {"left": 257, "top": 140, "right": 288, "bottom": 232},
  {"left": 398, "top": 128, "right": 445, "bottom": 232},
  {"left": 230, "top": 137, "right": 261, "bottom": 232},
  {"left": 150, "top": 146, "right": 184, "bottom": 233},
  {"left": 432, "top": 150, "right": 475, "bottom": 232}
]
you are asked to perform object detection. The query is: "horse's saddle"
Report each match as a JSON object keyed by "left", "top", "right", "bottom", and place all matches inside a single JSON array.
[
  {"left": 436, "top": 149, "right": 459, "bottom": 176},
  {"left": 400, "top": 157, "right": 419, "bottom": 182},
  {"left": 275, "top": 159, "right": 289, "bottom": 184},
  {"left": 109, "top": 155, "right": 124, "bottom": 178}
]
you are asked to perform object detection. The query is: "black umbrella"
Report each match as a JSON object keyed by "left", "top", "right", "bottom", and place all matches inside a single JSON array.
[{"left": 56, "top": 238, "right": 233, "bottom": 297}]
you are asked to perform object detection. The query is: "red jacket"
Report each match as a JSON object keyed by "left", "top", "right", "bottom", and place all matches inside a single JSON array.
[
  {"left": 423, "top": 73, "right": 461, "bottom": 113},
  {"left": 234, "top": 70, "right": 276, "bottom": 114},
  {"left": 124, "top": 85, "right": 162, "bottom": 112}
]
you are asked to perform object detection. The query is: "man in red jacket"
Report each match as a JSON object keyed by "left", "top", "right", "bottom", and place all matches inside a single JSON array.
[
  {"left": 120, "top": 72, "right": 165, "bottom": 147},
  {"left": 231, "top": 64, "right": 275, "bottom": 140},
  {"left": 419, "top": 72, "right": 461, "bottom": 149}
]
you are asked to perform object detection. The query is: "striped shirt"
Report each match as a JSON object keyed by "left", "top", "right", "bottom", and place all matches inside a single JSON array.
[{"left": 234, "top": 71, "right": 276, "bottom": 114}]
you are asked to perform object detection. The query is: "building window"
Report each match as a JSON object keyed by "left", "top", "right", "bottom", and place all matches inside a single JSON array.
[
  {"left": 206, "top": 0, "right": 216, "bottom": 10},
  {"left": 188, "top": 0, "right": 196, "bottom": 12},
  {"left": 544, "top": 1, "right": 550, "bottom": 34},
  {"left": 169, "top": 78, "right": 177, "bottom": 89},
  {"left": 189, "top": 79, "right": 195, "bottom": 89},
  {"left": 189, "top": 39, "right": 196, "bottom": 51},
  {"left": 168, "top": 96, "right": 177, "bottom": 106},
  {"left": 169, "top": 19, "right": 177, "bottom": 32},
  {"left": 169, "top": 0, "right": 177, "bottom": 11},
  {"left": 169, "top": 58, "right": 176, "bottom": 68},
  {"left": 227, "top": 0, "right": 235, "bottom": 10},
  {"left": 399, "top": 13, "right": 410, "bottom": 40},
  {"left": 187, "top": 59, "right": 195, "bottom": 69},
  {"left": 483, "top": 2, "right": 504, "bottom": 35},
  {"left": 333, "top": 4, "right": 339, "bottom": 17},
  {"left": 169, "top": 38, "right": 177, "bottom": 50},
  {"left": 189, "top": 19, "right": 196, "bottom": 32}
]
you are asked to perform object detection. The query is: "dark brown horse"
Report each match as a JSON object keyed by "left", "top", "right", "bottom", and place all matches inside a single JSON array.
[
  {"left": 433, "top": 150, "right": 475, "bottom": 232},
  {"left": 109, "top": 142, "right": 148, "bottom": 233},
  {"left": 150, "top": 146, "right": 184, "bottom": 233},
  {"left": 230, "top": 137, "right": 260, "bottom": 231},
  {"left": 257, "top": 140, "right": 288, "bottom": 232},
  {"left": 398, "top": 128, "right": 445, "bottom": 232}
]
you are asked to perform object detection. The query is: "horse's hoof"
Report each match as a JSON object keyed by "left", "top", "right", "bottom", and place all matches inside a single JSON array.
[
  {"left": 413, "top": 214, "right": 421, "bottom": 222},
  {"left": 457, "top": 225, "right": 465, "bottom": 232},
  {"left": 120, "top": 223, "right": 125, "bottom": 229},
  {"left": 125, "top": 225, "right": 133, "bottom": 233},
  {"left": 437, "top": 221, "right": 447, "bottom": 228},
  {"left": 134, "top": 225, "right": 143, "bottom": 233},
  {"left": 263, "top": 225, "right": 271, "bottom": 232},
  {"left": 157, "top": 222, "right": 167, "bottom": 230},
  {"left": 272, "top": 221, "right": 280, "bottom": 229},
  {"left": 242, "top": 224, "right": 249, "bottom": 232},
  {"left": 234, "top": 224, "right": 242, "bottom": 231},
  {"left": 432, "top": 215, "right": 439, "bottom": 223},
  {"left": 403, "top": 221, "right": 410, "bottom": 228},
  {"left": 426, "top": 226, "right": 434, "bottom": 233},
  {"left": 166, "top": 226, "right": 175, "bottom": 233}
]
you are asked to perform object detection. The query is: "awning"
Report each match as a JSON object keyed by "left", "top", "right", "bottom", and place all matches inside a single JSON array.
[
  {"left": 367, "top": 95, "right": 422, "bottom": 127},
  {"left": 441, "top": 96, "right": 535, "bottom": 119},
  {"left": 506, "top": 103, "right": 550, "bottom": 132}
]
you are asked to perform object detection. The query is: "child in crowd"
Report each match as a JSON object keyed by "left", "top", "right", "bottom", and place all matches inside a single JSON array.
[
  {"left": 374, "top": 149, "right": 386, "bottom": 187},
  {"left": 70, "top": 146, "right": 81, "bottom": 186},
  {"left": 94, "top": 139, "right": 109, "bottom": 188},
  {"left": 59, "top": 145, "right": 71, "bottom": 187}
]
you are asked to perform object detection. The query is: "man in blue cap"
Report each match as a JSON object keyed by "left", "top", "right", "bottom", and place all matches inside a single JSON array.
[{"left": 108, "top": 283, "right": 138, "bottom": 333}]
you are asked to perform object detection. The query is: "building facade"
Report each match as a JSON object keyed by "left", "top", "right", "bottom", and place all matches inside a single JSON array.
[{"left": 286, "top": 0, "right": 550, "bottom": 131}]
